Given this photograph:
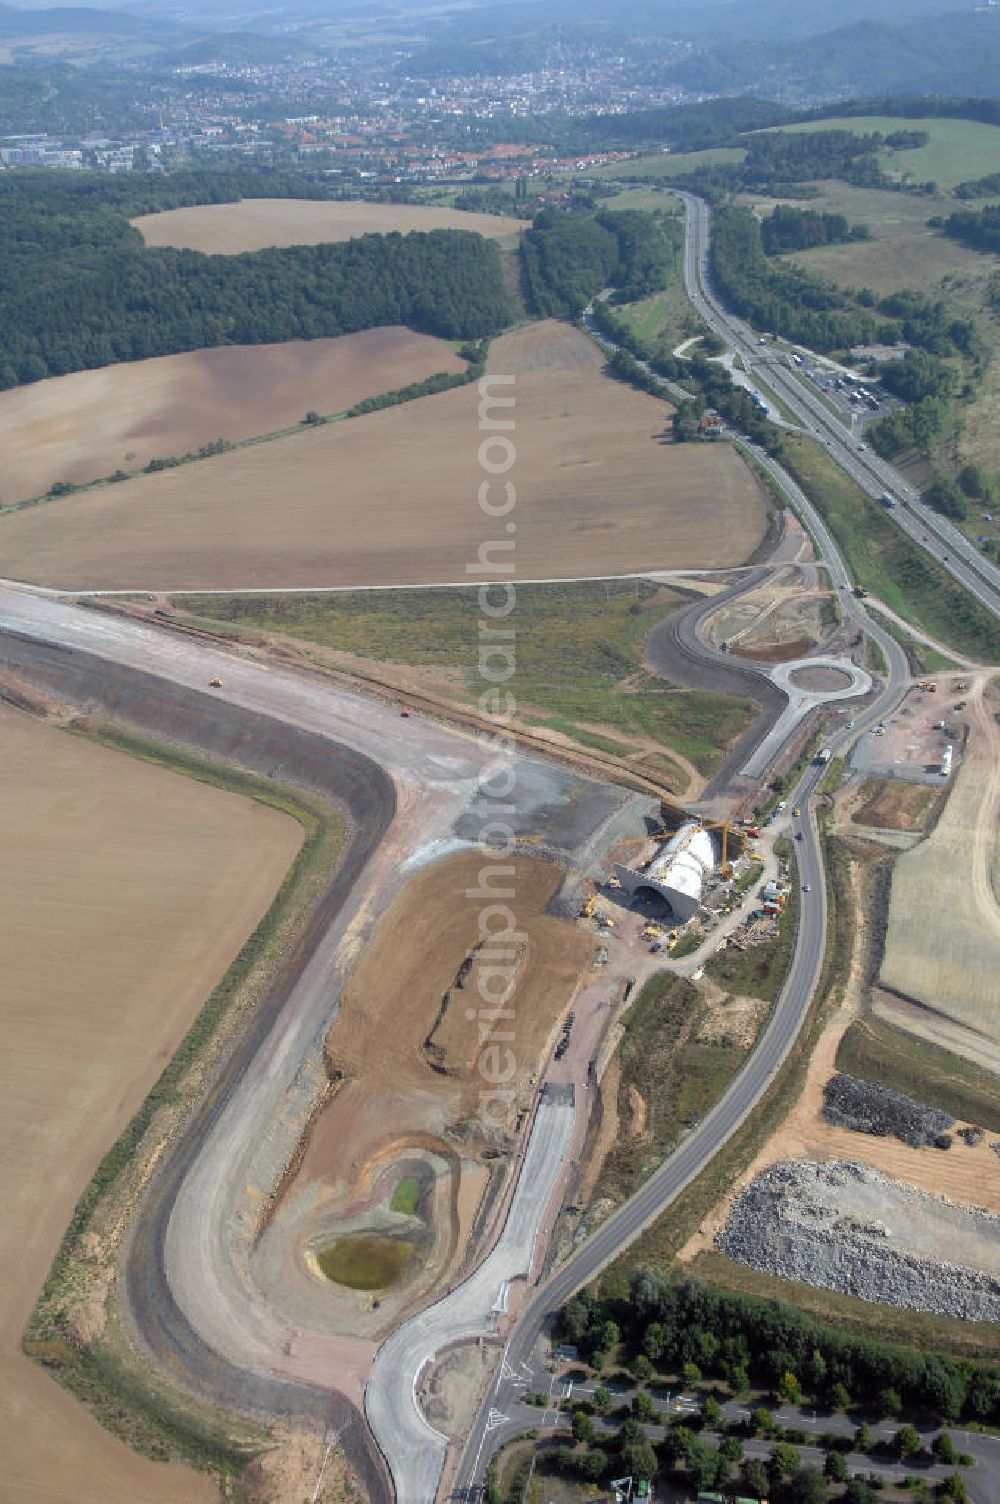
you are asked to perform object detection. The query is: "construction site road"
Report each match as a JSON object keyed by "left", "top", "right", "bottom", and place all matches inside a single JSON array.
[
  {"left": 0, "top": 587, "right": 637, "bottom": 1504},
  {"left": 365, "top": 1086, "right": 576, "bottom": 1504}
]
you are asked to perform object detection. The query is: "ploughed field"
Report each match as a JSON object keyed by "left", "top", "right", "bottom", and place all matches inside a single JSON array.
[
  {"left": 0, "top": 321, "right": 768, "bottom": 590},
  {"left": 0, "top": 329, "right": 465, "bottom": 505},
  {"left": 0, "top": 704, "right": 301, "bottom": 1504},
  {"left": 131, "top": 197, "right": 525, "bottom": 253}
]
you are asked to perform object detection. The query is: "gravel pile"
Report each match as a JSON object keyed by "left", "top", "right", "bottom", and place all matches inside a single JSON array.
[
  {"left": 717, "top": 1160, "right": 1000, "bottom": 1322},
  {"left": 822, "top": 1072, "right": 954, "bottom": 1147}
]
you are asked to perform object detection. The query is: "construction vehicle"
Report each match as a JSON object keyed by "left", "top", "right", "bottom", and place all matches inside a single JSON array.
[
  {"left": 209, "top": 676, "right": 224, "bottom": 688},
  {"left": 580, "top": 894, "right": 597, "bottom": 919}
]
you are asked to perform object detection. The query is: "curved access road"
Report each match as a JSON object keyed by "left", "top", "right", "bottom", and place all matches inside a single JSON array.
[{"left": 454, "top": 351, "right": 912, "bottom": 1504}]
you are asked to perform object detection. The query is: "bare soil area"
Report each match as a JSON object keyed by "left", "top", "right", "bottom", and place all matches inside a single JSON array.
[
  {"left": 0, "top": 704, "right": 301, "bottom": 1504},
  {"left": 704, "top": 566, "right": 834, "bottom": 662},
  {"left": 880, "top": 673, "right": 1000, "bottom": 1052},
  {"left": 678, "top": 854, "right": 1000, "bottom": 1272},
  {"left": 0, "top": 329, "right": 464, "bottom": 503},
  {"left": 788, "top": 664, "right": 853, "bottom": 693},
  {"left": 258, "top": 850, "right": 589, "bottom": 1339},
  {"left": 0, "top": 321, "right": 768, "bottom": 591},
  {"left": 132, "top": 198, "right": 525, "bottom": 253},
  {"left": 848, "top": 777, "right": 942, "bottom": 832}
]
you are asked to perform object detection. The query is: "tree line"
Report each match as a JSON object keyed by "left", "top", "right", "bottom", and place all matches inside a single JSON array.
[
  {"left": 0, "top": 170, "right": 512, "bottom": 389},
  {"left": 562, "top": 1272, "right": 1000, "bottom": 1427},
  {"left": 761, "top": 205, "right": 870, "bottom": 255}
]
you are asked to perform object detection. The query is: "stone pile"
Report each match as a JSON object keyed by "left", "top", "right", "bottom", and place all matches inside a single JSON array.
[
  {"left": 822, "top": 1072, "right": 953, "bottom": 1148},
  {"left": 717, "top": 1160, "right": 1000, "bottom": 1322}
]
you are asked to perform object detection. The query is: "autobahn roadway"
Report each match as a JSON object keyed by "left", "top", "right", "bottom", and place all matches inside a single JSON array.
[
  {"left": 453, "top": 474, "right": 911, "bottom": 1498},
  {"left": 675, "top": 188, "right": 1000, "bottom": 620}
]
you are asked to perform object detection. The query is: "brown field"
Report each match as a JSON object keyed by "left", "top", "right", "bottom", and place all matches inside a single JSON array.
[
  {"left": 0, "top": 321, "right": 768, "bottom": 591},
  {"left": 0, "top": 704, "right": 302, "bottom": 1504},
  {"left": 132, "top": 198, "right": 525, "bottom": 253},
  {"left": 880, "top": 675, "right": 1000, "bottom": 1062},
  {"left": 0, "top": 329, "right": 465, "bottom": 504}
]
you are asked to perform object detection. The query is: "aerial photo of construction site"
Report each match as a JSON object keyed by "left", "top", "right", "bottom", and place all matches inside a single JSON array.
[{"left": 3, "top": 16, "right": 1000, "bottom": 1504}]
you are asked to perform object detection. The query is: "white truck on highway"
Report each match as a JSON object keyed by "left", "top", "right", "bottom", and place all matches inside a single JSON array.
[
  {"left": 815, "top": 746, "right": 832, "bottom": 765},
  {"left": 881, "top": 491, "right": 897, "bottom": 509}
]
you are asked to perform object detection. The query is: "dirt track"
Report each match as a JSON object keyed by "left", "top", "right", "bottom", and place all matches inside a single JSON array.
[
  {"left": 0, "top": 322, "right": 767, "bottom": 591},
  {"left": 0, "top": 702, "right": 298, "bottom": 1504},
  {"left": 0, "top": 328, "right": 464, "bottom": 503}
]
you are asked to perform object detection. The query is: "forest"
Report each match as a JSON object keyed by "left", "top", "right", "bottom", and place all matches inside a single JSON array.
[
  {"left": 0, "top": 171, "right": 512, "bottom": 388},
  {"left": 519, "top": 206, "right": 677, "bottom": 318},
  {"left": 709, "top": 205, "right": 877, "bottom": 354},
  {"left": 942, "top": 204, "right": 1000, "bottom": 256},
  {"left": 761, "top": 205, "right": 869, "bottom": 255}
]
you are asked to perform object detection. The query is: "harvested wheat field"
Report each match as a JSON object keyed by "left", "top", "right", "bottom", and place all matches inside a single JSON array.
[
  {"left": 880, "top": 677, "right": 1000, "bottom": 1064},
  {"left": 251, "top": 849, "right": 588, "bottom": 1340},
  {"left": 0, "top": 704, "right": 301, "bottom": 1504},
  {"left": 132, "top": 197, "right": 524, "bottom": 253},
  {"left": 0, "top": 329, "right": 465, "bottom": 504},
  {"left": 0, "top": 321, "right": 768, "bottom": 590}
]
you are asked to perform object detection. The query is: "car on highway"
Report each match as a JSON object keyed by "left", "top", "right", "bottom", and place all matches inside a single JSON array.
[{"left": 802, "top": 883, "right": 811, "bottom": 892}]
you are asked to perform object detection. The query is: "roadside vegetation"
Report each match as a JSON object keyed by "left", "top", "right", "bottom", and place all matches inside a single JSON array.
[
  {"left": 23, "top": 725, "right": 346, "bottom": 1479},
  {"left": 596, "top": 974, "right": 757, "bottom": 1206},
  {"left": 597, "top": 827, "right": 847, "bottom": 1285},
  {"left": 181, "top": 581, "right": 758, "bottom": 782},
  {"left": 779, "top": 433, "right": 1000, "bottom": 663},
  {"left": 837, "top": 1017, "right": 1000, "bottom": 1134},
  {"left": 704, "top": 883, "right": 800, "bottom": 1002}
]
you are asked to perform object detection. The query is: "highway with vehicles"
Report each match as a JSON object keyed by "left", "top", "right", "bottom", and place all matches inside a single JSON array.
[
  {"left": 452, "top": 198, "right": 936, "bottom": 1503},
  {"left": 676, "top": 189, "right": 1000, "bottom": 620},
  {"left": 453, "top": 604, "right": 906, "bottom": 1499},
  {"left": 3, "top": 188, "right": 994, "bottom": 1504}
]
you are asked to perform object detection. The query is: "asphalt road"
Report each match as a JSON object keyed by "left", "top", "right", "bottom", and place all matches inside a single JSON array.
[
  {"left": 453, "top": 199, "right": 920, "bottom": 1500},
  {"left": 675, "top": 189, "right": 1000, "bottom": 619}
]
